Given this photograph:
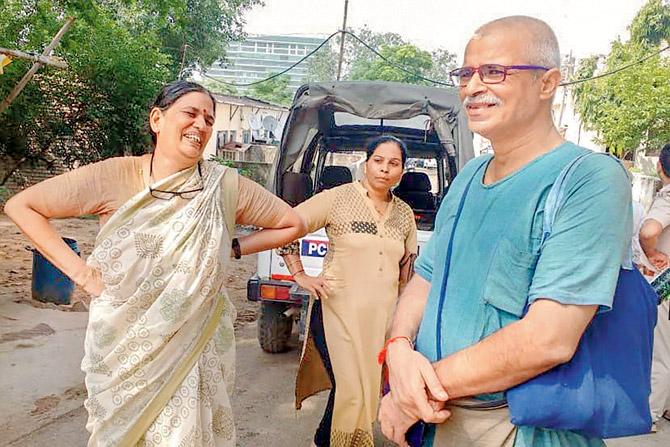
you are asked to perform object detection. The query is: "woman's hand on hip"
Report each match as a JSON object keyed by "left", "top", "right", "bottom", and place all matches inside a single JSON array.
[
  {"left": 294, "top": 272, "right": 331, "bottom": 300},
  {"left": 79, "top": 267, "right": 104, "bottom": 297}
]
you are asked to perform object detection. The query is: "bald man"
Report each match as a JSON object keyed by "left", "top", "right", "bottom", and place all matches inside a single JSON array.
[{"left": 378, "top": 16, "right": 631, "bottom": 447}]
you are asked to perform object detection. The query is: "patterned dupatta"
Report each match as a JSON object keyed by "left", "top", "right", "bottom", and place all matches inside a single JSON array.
[{"left": 82, "top": 161, "right": 238, "bottom": 446}]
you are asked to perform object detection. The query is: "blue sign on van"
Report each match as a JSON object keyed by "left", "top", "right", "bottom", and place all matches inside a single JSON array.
[{"left": 301, "top": 239, "right": 329, "bottom": 257}]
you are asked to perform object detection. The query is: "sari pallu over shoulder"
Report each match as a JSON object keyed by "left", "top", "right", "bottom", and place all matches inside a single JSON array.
[{"left": 82, "top": 161, "right": 239, "bottom": 447}]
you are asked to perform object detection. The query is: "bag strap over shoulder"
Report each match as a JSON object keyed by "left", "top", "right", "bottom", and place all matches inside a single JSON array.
[
  {"left": 542, "top": 151, "right": 633, "bottom": 269},
  {"left": 221, "top": 167, "right": 239, "bottom": 241},
  {"left": 435, "top": 155, "right": 491, "bottom": 358},
  {"left": 542, "top": 152, "right": 592, "bottom": 240}
]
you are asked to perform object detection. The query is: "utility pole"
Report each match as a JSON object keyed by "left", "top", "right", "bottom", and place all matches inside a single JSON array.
[
  {"left": 0, "top": 16, "right": 74, "bottom": 114},
  {"left": 179, "top": 43, "right": 188, "bottom": 80},
  {"left": 336, "top": 0, "right": 349, "bottom": 81},
  {"left": 557, "top": 49, "right": 574, "bottom": 129}
]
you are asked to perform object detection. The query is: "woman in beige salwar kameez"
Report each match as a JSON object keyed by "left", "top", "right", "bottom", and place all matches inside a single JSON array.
[
  {"left": 280, "top": 136, "right": 418, "bottom": 447},
  {"left": 4, "top": 81, "right": 304, "bottom": 446}
]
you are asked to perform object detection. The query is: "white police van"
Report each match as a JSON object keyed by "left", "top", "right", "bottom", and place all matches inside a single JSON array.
[{"left": 247, "top": 81, "right": 474, "bottom": 352}]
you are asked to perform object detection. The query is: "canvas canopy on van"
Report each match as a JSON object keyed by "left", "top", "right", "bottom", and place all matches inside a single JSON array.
[{"left": 268, "top": 81, "right": 474, "bottom": 192}]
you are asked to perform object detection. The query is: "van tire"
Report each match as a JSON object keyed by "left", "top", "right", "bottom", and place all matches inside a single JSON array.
[{"left": 258, "top": 301, "right": 293, "bottom": 353}]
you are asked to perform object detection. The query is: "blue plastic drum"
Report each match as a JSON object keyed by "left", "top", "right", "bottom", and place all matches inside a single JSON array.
[{"left": 30, "top": 238, "right": 80, "bottom": 305}]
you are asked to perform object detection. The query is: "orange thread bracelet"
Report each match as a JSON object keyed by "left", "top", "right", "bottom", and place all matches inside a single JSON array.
[{"left": 377, "top": 335, "right": 414, "bottom": 365}]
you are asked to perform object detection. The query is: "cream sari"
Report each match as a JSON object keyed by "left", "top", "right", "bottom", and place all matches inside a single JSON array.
[{"left": 82, "top": 161, "right": 238, "bottom": 447}]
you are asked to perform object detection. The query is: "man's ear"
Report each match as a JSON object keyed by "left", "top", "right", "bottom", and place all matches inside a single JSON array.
[
  {"left": 539, "top": 68, "right": 562, "bottom": 100},
  {"left": 149, "top": 107, "right": 163, "bottom": 135}
]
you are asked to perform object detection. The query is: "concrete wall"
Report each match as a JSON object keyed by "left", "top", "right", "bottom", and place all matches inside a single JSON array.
[
  {"left": 633, "top": 173, "right": 660, "bottom": 212},
  {"left": 637, "top": 153, "right": 659, "bottom": 176},
  {"left": 224, "top": 161, "right": 273, "bottom": 186}
]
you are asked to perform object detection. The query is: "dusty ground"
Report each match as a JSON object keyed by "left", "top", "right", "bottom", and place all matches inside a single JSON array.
[
  {"left": 0, "top": 215, "right": 326, "bottom": 446},
  {"left": 0, "top": 216, "right": 259, "bottom": 320},
  {"left": 0, "top": 215, "right": 668, "bottom": 446}
]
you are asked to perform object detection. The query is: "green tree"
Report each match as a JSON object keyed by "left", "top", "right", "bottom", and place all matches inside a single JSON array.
[
  {"left": 629, "top": 0, "right": 670, "bottom": 46},
  {"left": 425, "top": 48, "right": 458, "bottom": 84},
  {"left": 248, "top": 74, "right": 293, "bottom": 106},
  {"left": 344, "top": 26, "right": 405, "bottom": 79},
  {"left": 200, "top": 77, "right": 239, "bottom": 96},
  {"left": 304, "top": 27, "right": 457, "bottom": 86},
  {"left": 0, "top": 0, "right": 257, "bottom": 185},
  {"left": 116, "top": 0, "right": 260, "bottom": 78},
  {"left": 349, "top": 43, "right": 433, "bottom": 84},
  {"left": 306, "top": 40, "right": 338, "bottom": 82},
  {"left": 572, "top": 0, "right": 670, "bottom": 157}
]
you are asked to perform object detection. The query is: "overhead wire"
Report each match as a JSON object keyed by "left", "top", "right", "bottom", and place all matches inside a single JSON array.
[
  {"left": 340, "top": 30, "right": 454, "bottom": 86},
  {"left": 198, "top": 31, "right": 669, "bottom": 89},
  {"left": 200, "top": 30, "right": 455, "bottom": 88},
  {"left": 201, "top": 31, "right": 340, "bottom": 87},
  {"left": 559, "top": 44, "right": 670, "bottom": 86}
]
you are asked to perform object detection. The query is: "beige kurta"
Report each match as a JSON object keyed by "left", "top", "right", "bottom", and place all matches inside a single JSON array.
[
  {"left": 293, "top": 181, "right": 417, "bottom": 446},
  {"left": 24, "top": 155, "right": 286, "bottom": 227},
  {"left": 23, "top": 155, "right": 290, "bottom": 446}
]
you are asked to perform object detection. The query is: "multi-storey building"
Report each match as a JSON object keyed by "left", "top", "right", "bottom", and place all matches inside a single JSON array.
[{"left": 207, "top": 35, "right": 325, "bottom": 93}]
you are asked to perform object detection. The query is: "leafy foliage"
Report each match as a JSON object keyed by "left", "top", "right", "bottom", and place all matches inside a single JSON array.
[
  {"left": 0, "top": 0, "right": 257, "bottom": 184},
  {"left": 209, "top": 154, "right": 252, "bottom": 178},
  {"left": 349, "top": 44, "right": 433, "bottom": 84},
  {"left": 248, "top": 74, "right": 293, "bottom": 106},
  {"left": 306, "top": 40, "right": 337, "bottom": 82},
  {"left": 200, "top": 77, "right": 239, "bottom": 96},
  {"left": 572, "top": 0, "right": 670, "bottom": 157},
  {"left": 305, "top": 26, "right": 456, "bottom": 85}
]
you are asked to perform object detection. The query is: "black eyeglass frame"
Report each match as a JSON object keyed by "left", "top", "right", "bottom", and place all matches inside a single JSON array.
[
  {"left": 449, "top": 64, "right": 551, "bottom": 86},
  {"left": 148, "top": 152, "right": 204, "bottom": 200}
]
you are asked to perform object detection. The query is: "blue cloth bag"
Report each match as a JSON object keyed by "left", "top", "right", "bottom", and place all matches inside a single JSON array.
[{"left": 507, "top": 152, "right": 658, "bottom": 439}]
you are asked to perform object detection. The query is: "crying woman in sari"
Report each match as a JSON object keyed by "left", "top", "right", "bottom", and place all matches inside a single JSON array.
[{"left": 4, "top": 80, "right": 305, "bottom": 446}]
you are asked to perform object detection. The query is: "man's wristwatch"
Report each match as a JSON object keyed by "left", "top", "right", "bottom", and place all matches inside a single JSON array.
[{"left": 231, "top": 238, "right": 242, "bottom": 259}]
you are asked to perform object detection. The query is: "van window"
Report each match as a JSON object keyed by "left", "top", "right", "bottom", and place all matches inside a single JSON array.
[
  {"left": 333, "top": 112, "right": 430, "bottom": 130},
  {"left": 394, "top": 157, "right": 439, "bottom": 231},
  {"left": 404, "top": 158, "right": 439, "bottom": 193},
  {"left": 323, "top": 152, "right": 366, "bottom": 181},
  {"left": 314, "top": 150, "right": 440, "bottom": 231}
]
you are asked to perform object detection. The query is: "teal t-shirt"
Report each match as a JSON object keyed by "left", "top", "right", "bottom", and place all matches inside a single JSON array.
[{"left": 415, "top": 142, "right": 632, "bottom": 446}]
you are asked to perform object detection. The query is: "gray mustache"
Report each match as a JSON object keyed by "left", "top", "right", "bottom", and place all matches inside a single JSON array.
[{"left": 463, "top": 95, "right": 502, "bottom": 107}]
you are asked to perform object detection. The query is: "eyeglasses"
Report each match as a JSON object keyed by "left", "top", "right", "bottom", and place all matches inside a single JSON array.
[
  {"left": 449, "top": 64, "right": 550, "bottom": 87},
  {"left": 149, "top": 152, "right": 204, "bottom": 200}
]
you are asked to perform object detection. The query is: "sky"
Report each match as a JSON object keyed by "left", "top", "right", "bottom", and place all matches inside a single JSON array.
[{"left": 241, "top": 0, "right": 649, "bottom": 60}]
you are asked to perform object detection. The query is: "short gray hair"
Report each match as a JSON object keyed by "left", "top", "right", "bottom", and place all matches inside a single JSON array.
[{"left": 475, "top": 16, "right": 561, "bottom": 69}]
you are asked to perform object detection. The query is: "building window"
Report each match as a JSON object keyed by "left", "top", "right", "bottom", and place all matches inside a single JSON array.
[
  {"left": 243, "top": 130, "right": 251, "bottom": 144},
  {"left": 221, "top": 150, "right": 236, "bottom": 161},
  {"left": 217, "top": 131, "right": 228, "bottom": 149},
  {"left": 230, "top": 130, "right": 237, "bottom": 143}
]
